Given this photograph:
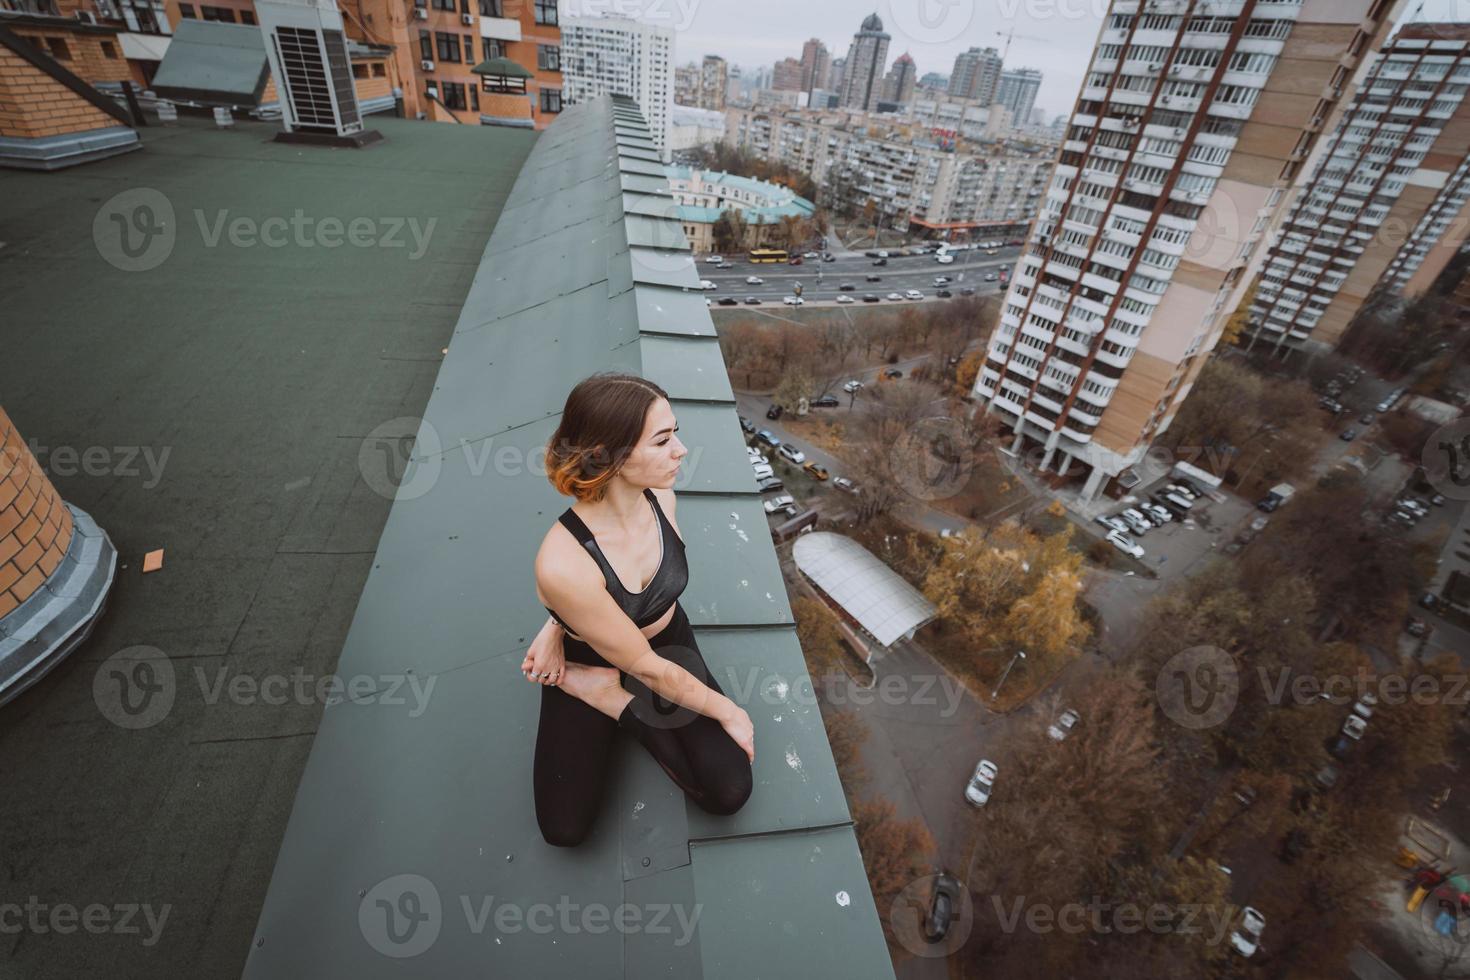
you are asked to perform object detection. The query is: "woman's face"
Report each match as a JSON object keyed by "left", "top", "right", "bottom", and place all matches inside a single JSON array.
[{"left": 619, "top": 398, "right": 686, "bottom": 489}]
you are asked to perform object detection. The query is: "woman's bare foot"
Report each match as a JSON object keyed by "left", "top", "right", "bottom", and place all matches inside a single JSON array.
[{"left": 558, "top": 663, "right": 634, "bottom": 721}]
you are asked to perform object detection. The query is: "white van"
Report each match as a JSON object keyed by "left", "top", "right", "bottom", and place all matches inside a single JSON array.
[{"left": 936, "top": 253, "right": 955, "bottom": 264}]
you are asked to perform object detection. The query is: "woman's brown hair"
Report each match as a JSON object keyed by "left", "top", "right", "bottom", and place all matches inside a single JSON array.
[{"left": 545, "top": 372, "right": 669, "bottom": 501}]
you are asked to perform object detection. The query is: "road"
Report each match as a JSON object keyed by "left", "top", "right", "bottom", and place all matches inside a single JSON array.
[{"left": 696, "top": 246, "right": 1023, "bottom": 306}]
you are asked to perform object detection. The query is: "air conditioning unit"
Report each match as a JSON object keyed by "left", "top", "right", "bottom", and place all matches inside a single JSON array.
[
  {"left": 256, "top": 0, "right": 364, "bottom": 138},
  {"left": 425, "top": 83, "right": 439, "bottom": 98},
  {"left": 421, "top": 59, "right": 435, "bottom": 72},
  {"left": 1148, "top": 63, "right": 1163, "bottom": 73},
  {"left": 413, "top": 7, "right": 427, "bottom": 18},
  {"left": 74, "top": 10, "right": 97, "bottom": 23},
  {"left": 460, "top": 11, "right": 471, "bottom": 24}
]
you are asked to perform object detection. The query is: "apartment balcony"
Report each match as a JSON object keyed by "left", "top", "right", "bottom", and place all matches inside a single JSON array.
[{"left": 1059, "top": 425, "right": 1094, "bottom": 445}]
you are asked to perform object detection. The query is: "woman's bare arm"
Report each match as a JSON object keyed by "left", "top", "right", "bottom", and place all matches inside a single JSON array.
[{"left": 535, "top": 545, "right": 733, "bottom": 723}]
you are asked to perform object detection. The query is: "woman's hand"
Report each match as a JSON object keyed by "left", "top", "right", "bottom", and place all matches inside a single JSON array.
[
  {"left": 521, "top": 619, "right": 565, "bottom": 686},
  {"left": 719, "top": 702, "right": 755, "bottom": 764}
]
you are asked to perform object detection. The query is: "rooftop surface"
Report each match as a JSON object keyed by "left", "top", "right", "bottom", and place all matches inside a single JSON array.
[
  {"left": 0, "top": 111, "right": 536, "bottom": 976},
  {"left": 0, "top": 98, "right": 894, "bottom": 977},
  {"left": 241, "top": 95, "right": 895, "bottom": 978}
]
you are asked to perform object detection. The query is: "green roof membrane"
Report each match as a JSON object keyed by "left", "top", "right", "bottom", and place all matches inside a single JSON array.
[{"left": 243, "top": 95, "right": 894, "bottom": 980}]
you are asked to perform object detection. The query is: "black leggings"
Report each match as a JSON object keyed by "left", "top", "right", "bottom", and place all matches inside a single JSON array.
[{"left": 533, "top": 601, "right": 753, "bottom": 848}]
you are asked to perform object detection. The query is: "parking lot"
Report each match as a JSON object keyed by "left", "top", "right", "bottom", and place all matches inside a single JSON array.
[{"left": 1089, "top": 476, "right": 1254, "bottom": 577}]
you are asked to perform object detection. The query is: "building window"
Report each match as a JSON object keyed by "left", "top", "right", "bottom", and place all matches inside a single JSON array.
[
  {"left": 540, "top": 87, "right": 562, "bottom": 113},
  {"left": 352, "top": 62, "right": 368, "bottom": 78},
  {"left": 372, "top": 62, "right": 385, "bottom": 77},
  {"left": 420, "top": 29, "right": 432, "bottom": 61},
  {"left": 533, "top": 0, "right": 556, "bottom": 25},
  {"left": 431, "top": 0, "right": 455, "bottom": 9},
  {"left": 481, "top": 37, "right": 503, "bottom": 61},
  {"left": 443, "top": 81, "right": 467, "bottom": 110},
  {"left": 240, "top": 9, "right": 254, "bottom": 23},
  {"left": 478, "top": 0, "right": 500, "bottom": 13},
  {"left": 537, "top": 44, "right": 559, "bottom": 72},
  {"left": 101, "top": 40, "right": 118, "bottom": 59},
  {"left": 45, "top": 37, "right": 71, "bottom": 59},
  {"left": 482, "top": 73, "right": 525, "bottom": 94},
  {"left": 436, "top": 31, "right": 460, "bottom": 62},
  {"left": 178, "top": 2, "right": 196, "bottom": 15},
  {"left": 200, "top": 5, "right": 236, "bottom": 21},
  {"left": 470, "top": 85, "right": 479, "bottom": 111},
  {"left": 462, "top": 34, "right": 474, "bottom": 62}
]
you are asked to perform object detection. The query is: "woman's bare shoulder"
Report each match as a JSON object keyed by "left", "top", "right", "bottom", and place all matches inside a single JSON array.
[
  {"left": 651, "top": 487, "right": 682, "bottom": 541},
  {"left": 534, "top": 518, "right": 598, "bottom": 602}
]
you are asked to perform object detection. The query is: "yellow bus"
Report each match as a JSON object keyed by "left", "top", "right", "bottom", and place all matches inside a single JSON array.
[{"left": 748, "top": 248, "right": 789, "bottom": 264}]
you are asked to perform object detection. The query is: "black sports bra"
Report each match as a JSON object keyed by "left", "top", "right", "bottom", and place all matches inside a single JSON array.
[{"left": 544, "top": 488, "right": 688, "bottom": 633}]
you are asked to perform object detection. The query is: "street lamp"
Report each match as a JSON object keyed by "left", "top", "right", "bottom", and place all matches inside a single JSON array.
[{"left": 991, "top": 649, "right": 1026, "bottom": 700}]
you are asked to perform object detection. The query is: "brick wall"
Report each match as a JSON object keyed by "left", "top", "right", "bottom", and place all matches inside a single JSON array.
[
  {"left": 0, "top": 408, "right": 74, "bottom": 620},
  {"left": 9, "top": 26, "right": 133, "bottom": 85},
  {"left": 0, "top": 46, "right": 122, "bottom": 139}
]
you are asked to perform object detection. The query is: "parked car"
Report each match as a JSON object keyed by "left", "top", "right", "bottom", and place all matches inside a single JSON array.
[
  {"left": 745, "top": 275, "right": 764, "bottom": 285},
  {"left": 839, "top": 282, "right": 855, "bottom": 291},
  {"left": 1107, "top": 529, "right": 1145, "bottom": 558},
  {"left": 883, "top": 368, "right": 903, "bottom": 379},
  {"left": 745, "top": 296, "right": 761, "bottom": 305},
  {"left": 937, "top": 289, "right": 953, "bottom": 298},
  {"left": 762, "top": 494, "right": 796, "bottom": 515},
  {"left": 832, "top": 476, "right": 860, "bottom": 495},
  {"left": 777, "top": 444, "right": 807, "bottom": 465},
  {"left": 1359, "top": 412, "right": 1374, "bottom": 425},
  {"left": 1120, "top": 509, "right": 1151, "bottom": 535},
  {"left": 754, "top": 429, "right": 781, "bottom": 449},
  {"left": 1420, "top": 591, "right": 1440, "bottom": 610},
  {"left": 872, "top": 258, "right": 888, "bottom": 266},
  {"left": 1230, "top": 908, "right": 1266, "bottom": 958},
  {"left": 1352, "top": 695, "right": 1376, "bottom": 721},
  {"left": 746, "top": 447, "right": 768, "bottom": 465},
  {"left": 718, "top": 296, "right": 738, "bottom": 305},
  {"left": 1047, "top": 708, "right": 1080, "bottom": 741},
  {"left": 704, "top": 255, "right": 724, "bottom": 264},
  {"left": 716, "top": 262, "right": 733, "bottom": 269},
  {"left": 1139, "top": 502, "right": 1170, "bottom": 524},
  {"left": 843, "top": 379, "right": 864, "bottom": 393},
  {"left": 886, "top": 292, "right": 904, "bottom": 301},
  {"left": 933, "top": 276, "right": 951, "bottom": 286},
  {"left": 751, "top": 463, "right": 774, "bottom": 481},
  {"left": 1399, "top": 498, "right": 1429, "bottom": 517},
  {"left": 1095, "top": 515, "right": 1127, "bottom": 535},
  {"left": 783, "top": 295, "right": 805, "bottom": 306},
  {"left": 738, "top": 414, "right": 755, "bottom": 434},
  {"left": 803, "top": 251, "right": 819, "bottom": 259},
  {"left": 904, "top": 289, "right": 924, "bottom": 300},
  {"left": 836, "top": 295, "right": 855, "bottom": 304},
  {"left": 923, "top": 873, "right": 964, "bottom": 943},
  {"left": 960, "top": 286, "right": 976, "bottom": 296},
  {"left": 984, "top": 272, "right": 998, "bottom": 282},
  {"left": 766, "top": 404, "right": 783, "bottom": 420},
  {"left": 1159, "top": 490, "right": 1194, "bottom": 511},
  {"left": 964, "top": 760, "right": 998, "bottom": 807},
  {"left": 822, "top": 254, "right": 836, "bottom": 263},
  {"left": 1341, "top": 714, "right": 1367, "bottom": 740},
  {"left": 936, "top": 253, "right": 955, "bottom": 264},
  {"left": 863, "top": 294, "right": 881, "bottom": 302},
  {"left": 756, "top": 476, "right": 785, "bottom": 493},
  {"left": 809, "top": 394, "right": 840, "bottom": 408},
  {"left": 1340, "top": 428, "right": 1358, "bottom": 441},
  {"left": 804, "top": 462, "right": 830, "bottom": 481}
]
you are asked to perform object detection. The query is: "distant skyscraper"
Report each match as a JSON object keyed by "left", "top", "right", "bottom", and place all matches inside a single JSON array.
[
  {"left": 996, "top": 68, "right": 1042, "bottom": 126},
  {"left": 829, "top": 57, "right": 846, "bottom": 93},
  {"left": 799, "top": 38, "right": 831, "bottom": 96},
  {"left": 560, "top": 15, "right": 674, "bottom": 155},
  {"left": 700, "top": 54, "right": 728, "bottom": 109},
  {"left": 882, "top": 51, "right": 916, "bottom": 106},
  {"left": 840, "top": 12, "right": 890, "bottom": 111},
  {"left": 772, "top": 57, "right": 803, "bottom": 91},
  {"left": 949, "top": 46, "right": 1002, "bottom": 103}
]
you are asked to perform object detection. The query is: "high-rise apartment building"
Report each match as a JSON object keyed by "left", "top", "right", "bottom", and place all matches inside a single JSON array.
[
  {"left": 840, "top": 12, "right": 889, "bottom": 111},
  {"left": 773, "top": 56, "right": 803, "bottom": 91},
  {"left": 560, "top": 14, "right": 673, "bottom": 154},
  {"left": 996, "top": 68, "right": 1044, "bottom": 126},
  {"left": 949, "top": 46, "right": 1002, "bottom": 103},
  {"left": 1249, "top": 22, "right": 1470, "bottom": 352},
  {"left": 883, "top": 51, "right": 917, "bottom": 106},
  {"left": 829, "top": 56, "right": 846, "bottom": 93},
  {"left": 974, "top": 0, "right": 1405, "bottom": 500},
  {"left": 699, "top": 54, "right": 728, "bottom": 109},
  {"left": 800, "top": 38, "right": 831, "bottom": 95}
]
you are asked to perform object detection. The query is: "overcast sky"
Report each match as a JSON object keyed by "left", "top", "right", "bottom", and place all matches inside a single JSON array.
[{"left": 569, "top": 0, "right": 1467, "bottom": 121}]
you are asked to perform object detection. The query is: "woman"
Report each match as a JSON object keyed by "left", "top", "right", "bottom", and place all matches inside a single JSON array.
[{"left": 525, "top": 372, "right": 755, "bottom": 848}]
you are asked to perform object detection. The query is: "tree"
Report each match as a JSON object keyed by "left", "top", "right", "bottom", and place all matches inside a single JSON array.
[
  {"left": 1218, "top": 276, "right": 1259, "bottom": 348},
  {"left": 711, "top": 208, "right": 749, "bottom": 254},
  {"left": 852, "top": 798, "right": 936, "bottom": 946}
]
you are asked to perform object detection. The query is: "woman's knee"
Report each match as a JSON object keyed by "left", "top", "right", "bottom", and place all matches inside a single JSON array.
[{"left": 697, "top": 762, "right": 753, "bottom": 816}]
